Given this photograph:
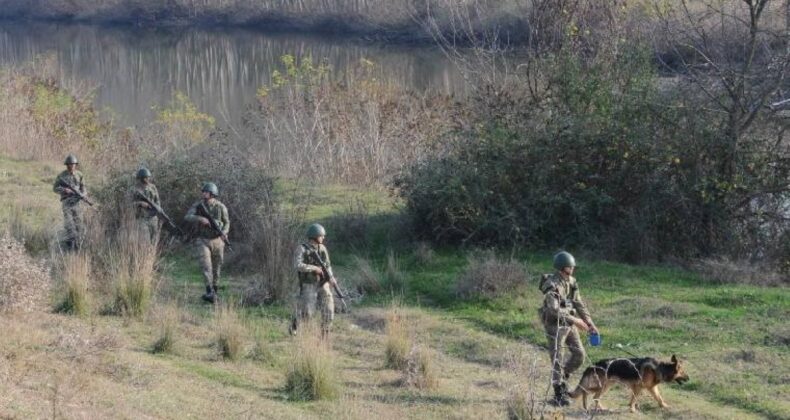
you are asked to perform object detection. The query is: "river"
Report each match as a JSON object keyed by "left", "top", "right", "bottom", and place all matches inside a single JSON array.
[{"left": 0, "top": 22, "right": 465, "bottom": 127}]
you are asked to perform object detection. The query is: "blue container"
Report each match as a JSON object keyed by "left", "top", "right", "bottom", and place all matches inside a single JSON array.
[{"left": 589, "top": 333, "right": 602, "bottom": 347}]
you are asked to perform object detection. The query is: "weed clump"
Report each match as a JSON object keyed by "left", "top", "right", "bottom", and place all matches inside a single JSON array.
[
  {"left": 54, "top": 252, "right": 92, "bottom": 317},
  {"left": 110, "top": 225, "right": 157, "bottom": 317},
  {"left": 455, "top": 251, "right": 527, "bottom": 300},
  {"left": 151, "top": 303, "right": 180, "bottom": 354},
  {"left": 285, "top": 326, "right": 340, "bottom": 400},
  {"left": 214, "top": 302, "right": 246, "bottom": 360},
  {"left": 413, "top": 242, "right": 435, "bottom": 266},
  {"left": 349, "top": 255, "right": 382, "bottom": 295},
  {"left": 384, "top": 305, "right": 411, "bottom": 370},
  {"left": 383, "top": 250, "right": 406, "bottom": 293},
  {"left": 401, "top": 345, "right": 439, "bottom": 391}
]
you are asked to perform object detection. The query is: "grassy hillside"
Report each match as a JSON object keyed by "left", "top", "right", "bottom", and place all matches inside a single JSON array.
[{"left": 1, "top": 156, "right": 787, "bottom": 419}]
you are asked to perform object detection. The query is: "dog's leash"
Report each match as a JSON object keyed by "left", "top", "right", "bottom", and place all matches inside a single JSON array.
[{"left": 614, "top": 343, "right": 640, "bottom": 358}]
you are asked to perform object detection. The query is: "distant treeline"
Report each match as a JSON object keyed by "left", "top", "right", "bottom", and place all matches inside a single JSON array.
[{"left": 0, "top": 0, "right": 530, "bottom": 43}]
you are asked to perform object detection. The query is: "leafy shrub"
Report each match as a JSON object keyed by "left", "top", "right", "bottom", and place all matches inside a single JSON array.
[{"left": 395, "top": 44, "right": 790, "bottom": 266}]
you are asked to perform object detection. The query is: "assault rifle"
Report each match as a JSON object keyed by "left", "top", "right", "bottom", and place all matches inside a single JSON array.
[
  {"left": 134, "top": 191, "right": 185, "bottom": 237},
  {"left": 196, "top": 201, "right": 232, "bottom": 251},
  {"left": 303, "top": 244, "right": 348, "bottom": 313},
  {"left": 57, "top": 179, "right": 94, "bottom": 206}
]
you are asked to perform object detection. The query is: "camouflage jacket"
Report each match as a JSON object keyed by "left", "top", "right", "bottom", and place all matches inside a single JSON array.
[
  {"left": 294, "top": 242, "right": 334, "bottom": 284},
  {"left": 184, "top": 199, "right": 229, "bottom": 239},
  {"left": 52, "top": 170, "right": 86, "bottom": 206},
  {"left": 538, "top": 272, "right": 592, "bottom": 326},
  {"left": 130, "top": 183, "right": 160, "bottom": 220}
]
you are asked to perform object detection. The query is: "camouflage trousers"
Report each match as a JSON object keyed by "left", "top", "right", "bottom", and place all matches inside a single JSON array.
[
  {"left": 194, "top": 237, "right": 224, "bottom": 289},
  {"left": 61, "top": 202, "right": 83, "bottom": 247},
  {"left": 544, "top": 323, "right": 586, "bottom": 386},
  {"left": 137, "top": 217, "right": 160, "bottom": 244},
  {"left": 294, "top": 280, "right": 334, "bottom": 335}
]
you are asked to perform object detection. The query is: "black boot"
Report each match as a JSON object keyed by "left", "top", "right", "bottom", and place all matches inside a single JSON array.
[
  {"left": 553, "top": 383, "right": 571, "bottom": 407},
  {"left": 202, "top": 285, "right": 215, "bottom": 303},
  {"left": 211, "top": 284, "right": 219, "bottom": 303}
]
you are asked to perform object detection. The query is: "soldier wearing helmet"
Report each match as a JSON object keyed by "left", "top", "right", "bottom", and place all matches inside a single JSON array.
[
  {"left": 538, "top": 251, "right": 598, "bottom": 407},
  {"left": 290, "top": 223, "right": 336, "bottom": 338},
  {"left": 52, "top": 154, "right": 87, "bottom": 251},
  {"left": 130, "top": 167, "right": 161, "bottom": 243},
  {"left": 184, "top": 182, "right": 230, "bottom": 303}
]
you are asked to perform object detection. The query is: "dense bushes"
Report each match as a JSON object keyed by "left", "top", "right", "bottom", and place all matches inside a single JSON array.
[
  {"left": 93, "top": 134, "right": 302, "bottom": 301},
  {"left": 395, "top": 45, "right": 790, "bottom": 269}
]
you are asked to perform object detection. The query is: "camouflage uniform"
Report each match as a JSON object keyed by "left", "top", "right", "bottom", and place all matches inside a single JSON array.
[
  {"left": 130, "top": 182, "right": 161, "bottom": 243},
  {"left": 184, "top": 199, "right": 229, "bottom": 292},
  {"left": 53, "top": 169, "right": 86, "bottom": 249},
  {"left": 539, "top": 272, "right": 592, "bottom": 386},
  {"left": 293, "top": 242, "right": 335, "bottom": 335}
]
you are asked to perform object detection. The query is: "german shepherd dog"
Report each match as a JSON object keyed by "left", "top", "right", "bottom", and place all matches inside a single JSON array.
[{"left": 568, "top": 355, "right": 689, "bottom": 412}]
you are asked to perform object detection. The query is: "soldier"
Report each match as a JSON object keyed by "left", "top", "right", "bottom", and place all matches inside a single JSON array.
[
  {"left": 130, "top": 168, "right": 161, "bottom": 243},
  {"left": 538, "top": 251, "right": 599, "bottom": 406},
  {"left": 290, "top": 223, "right": 336, "bottom": 339},
  {"left": 184, "top": 182, "right": 229, "bottom": 303},
  {"left": 53, "top": 154, "right": 87, "bottom": 251}
]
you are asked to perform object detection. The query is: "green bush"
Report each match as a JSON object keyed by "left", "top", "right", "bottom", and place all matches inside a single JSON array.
[{"left": 395, "top": 45, "right": 790, "bottom": 265}]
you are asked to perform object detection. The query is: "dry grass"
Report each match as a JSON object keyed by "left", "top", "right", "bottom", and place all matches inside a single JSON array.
[
  {"left": 383, "top": 250, "right": 406, "bottom": 293},
  {"left": 214, "top": 302, "right": 246, "bottom": 361},
  {"left": 244, "top": 211, "right": 303, "bottom": 305},
  {"left": 400, "top": 345, "right": 439, "bottom": 391},
  {"left": 249, "top": 56, "right": 461, "bottom": 185},
  {"left": 455, "top": 250, "right": 528, "bottom": 299},
  {"left": 693, "top": 258, "right": 788, "bottom": 287},
  {"left": 0, "top": 233, "right": 51, "bottom": 312},
  {"left": 285, "top": 324, "right": 340, "bottom": 400},
  {"left": 151, "top": 303, "right": 180, "bottom": 354},
  {"left": 8, "top": 203, "right": 53, "bottom": 255},
  {"left": 107, "top": 221, "right": 159, "bottom": 318},
  {"left": 349, "top": 255, "right": 383, "bottom": 295},
  {"left": 54, "top": 252, "right": 92, "bottom": 317},
  {"left": 384, "top": 304, "right": 411, "bottom": 370},
  {"left": 503, "top": 350, "right": 546, "bottom": 420},
  {"left": 412, "top": 242, "right": 435, "bottom": 266}
]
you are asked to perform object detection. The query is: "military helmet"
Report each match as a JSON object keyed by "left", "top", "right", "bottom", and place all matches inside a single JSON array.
[
  {"left": 64, "top": 154, "right": 79, "bottom": 165},
  {"left": 201, "top": 182, "right": 219, "bottom": 196},
  {"left": 306, "top": 223, "right": 326, "bottom": 239},
  {"left": 553, "top": 251, "right": 576, "bottom": 270},
  {"left": 136, "top": 168, "right": 152, "bottom": 179}
]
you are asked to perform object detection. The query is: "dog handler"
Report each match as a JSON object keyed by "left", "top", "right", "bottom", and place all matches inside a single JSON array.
[{"left": 538, "top": 251, "right": 599, "bottom": 406}]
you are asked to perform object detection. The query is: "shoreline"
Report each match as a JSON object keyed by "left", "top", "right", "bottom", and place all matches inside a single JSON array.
[{"left": 0, "top": 14, "right": 529, "bottom": 46}]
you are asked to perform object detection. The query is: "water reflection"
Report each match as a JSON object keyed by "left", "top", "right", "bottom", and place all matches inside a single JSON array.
[{"left": 0, "top": 22, "right": 465, "bottom": 126}]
